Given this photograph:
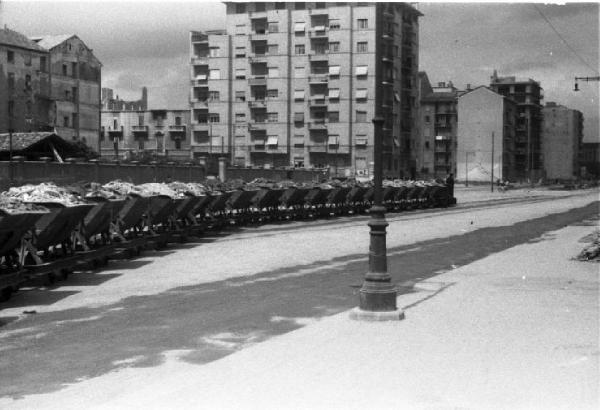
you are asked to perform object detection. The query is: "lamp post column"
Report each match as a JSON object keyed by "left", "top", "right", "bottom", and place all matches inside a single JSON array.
[{"left": 350, "top": 116, "right": 403, "bottom": 321}]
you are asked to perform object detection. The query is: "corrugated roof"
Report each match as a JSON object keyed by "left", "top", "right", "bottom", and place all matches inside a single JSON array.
[
  {"left": 0, "top": 28, "right": 47, "bottom": 52},
  {"left": 30, "top": 34, "right": 74, "bottom": 50},
  {"left": 0, "top": 132, "right": 57, "bottom": 151}
]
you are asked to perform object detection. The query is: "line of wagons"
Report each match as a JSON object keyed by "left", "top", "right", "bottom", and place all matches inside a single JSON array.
[{"left": 0, "top": 180, "right": 455, "bottom": 303}]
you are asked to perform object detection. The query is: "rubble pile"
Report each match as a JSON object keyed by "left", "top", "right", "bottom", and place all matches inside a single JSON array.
[
  {"left": 0, "top": 194, "right": 48, "bottom": 214},
  {"left": 5, "top": 183, "right": 87, "bottom": 206},
  {"left": 575, "top": 231, "right": 600, "bottom": 262}
]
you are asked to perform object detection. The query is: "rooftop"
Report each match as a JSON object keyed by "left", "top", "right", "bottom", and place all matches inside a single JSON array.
[
  {"left": 30, "top": 34, "right": 74, "bottom": 50},
  {"left": 0, "top": 27, "right": 47, "bottom": 52}
]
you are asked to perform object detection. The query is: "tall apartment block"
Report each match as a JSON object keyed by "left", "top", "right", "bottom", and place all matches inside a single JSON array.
[
  {"left": 417, "top": 72, "right": 460, "bottom": 179},
  {"left": 456, "top": 86, "right": 518, "bottom": 183},
  {"left": 542, "top": 102, "right": 583, "bottom": 180},
  {"left": 489, "top": 71, "right": 543, "bottom": 181},
  {"left": 0, "top": 28, "right": 52, "bottom": 133},
  {"left": 189, "top": 2, "right": 421, "bottom": 178},
  {"left": 30, "top": 35, "right": 102, "bottom": 152}
]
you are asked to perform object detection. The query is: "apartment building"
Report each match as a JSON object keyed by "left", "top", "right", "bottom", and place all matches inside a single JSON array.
[
  {"left": 456, "top": 86, "right": 518, "bottom": 183},
  {"left": 190, "top": 2, "right": 421, "bottom": 177},
  {"left": 417, "top": 72, "right": 460, "bottom": 179},
  {"left": 100, "top": 108, "right": 192, "bottom": 161},
  {"left": 30, "top": 35, "right": 102, "bottom": 152},
  {"left": 489, "top": 71, "right": 544, "bottom": 180},
  {"left": 0, "top": 27, "right": 52, "bottom": 133},
  {"left": 542, "top": 102, "right": 584, "bottom": 180}
]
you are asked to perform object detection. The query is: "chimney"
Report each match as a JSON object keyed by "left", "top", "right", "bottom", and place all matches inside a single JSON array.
[
  {"left": 438, "top": 82, "right": 445, "bottom": 87},
  {"left": 491, "top": 69, "right": 498, "bottom": 83},
  {"left": 141, "top": 87, "right": 148, "bottom": 110},
  {"left": 466, "top": 84, "right": 471, "bottom": 90}
]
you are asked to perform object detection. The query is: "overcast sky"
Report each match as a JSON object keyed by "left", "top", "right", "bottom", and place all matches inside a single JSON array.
[{"left": 2, "top": 1, "right": 598, "bottom": 141}]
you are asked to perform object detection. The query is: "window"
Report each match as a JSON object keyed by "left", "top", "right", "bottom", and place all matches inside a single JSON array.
[
  {"left": 25, "top": 74, "right": 32, "bottom": 91},
  {"left": 71, "top": 62, "right": 77, "bottom": 77},
  {"left": 315, "top": 2, "right": 326, "bottom": 8},
  {"left": 295, "top": 44, "right": 305, "bottom": 55},
  {"left": 329, "top": 42, "right": 340, "bottom": 52},
  {"left": 113, "top": 118, "right": 118, "bottom": 129},
  {"left": 268, "top": 44, "right": 278, "bottom": 54},
  {"left": 72, "top": 86, "right": 78, "bottom": 102},
  {"left": 328, "top": 135, "right": 339, "bottom": 146},
  {"left": 62, "top": 64, "right": 68, "bottom": 76},
  {"left": 356, "top": 89, "right": 368, "bottom": 100},
  {"left": 209, "top": 91, "right": 220, "bottom": 101},
  {"left": 267, "top": 89, "right": 278, "bottom": 98},
  {"left": 235, "top": 47, "right": 246, "bottom": 58},
  {"left": 356, "top": 111, "right": 367, "bottom": 122},
  {"left": 357, "top": 19, "right": 368, "bottom": 29},
  {"left": 329, "top": 65, "right": 340, "bottom": 76},
  {"left": 24, "top": 54, "right": 32, "bottom": 66},
  {"left": 425, "top": 141, "right": 430, "bottom": 149},
  {"left": 294, "top": 157, "right": 304, "bottom": 167},
  {"left": 64, "top": 116, "right": 70, "bottom": 127},
  {"left": 356, "top": 136, "right": 368, "bottom": 146},
  {"left": 209, "top": 69, "right": 220, "bottom": 79},
  {"left": 267, "top": 135, "right": 278, "bottom": 146},
  {"left": 355, "top": 65, "right": 368, "bottom": 76},
  {"left": 7, "top": 50, "right": 14, "bottom": 63},
  {"left": 294, "top": 90, "right": 305, "bottom": 100},
  {"left": 175, "top": 139, "right": 182, "bottom": 150},
  {"left": 7, "top": 72, "right": 15, "bottom": 91},
  {"left": 294, "top": 22, "right": 306, "bottom": 32},
  {"left": 357, "top": 42, "right": 368, "bottom": 53},
  {"left": 209, "top": 113, "right": 220, "bottom": 123},
  {"left": 209, "top": 47, "right": 220, "bottom": 57},
  {"left": 425, "top": 115, "right": 430, "bottom": 123},
  {"left": 294, "top": 66, "right": 304, "bottom": 78},
  {"left": 236, "top": 113, "right": 246, "bottom": 123},
  {"left": 268, "top": 22, "right": 279, "bottom": 33},
  {"left": 294, "top": 112, "right": 305, "bottom": 123},
  {"left": 39, "top": 56, "right": 46, "bottom": 72},
  {"left": 235, "top": 24, "right": 246, "bottom": 35},
  {"left": 267, "top": 112, "right": 278, "bottom": 122},
  {"left": 138, "top": 116, "right": 144, "bottom": 126},
  {"left": 65, "top": 89, "right": 71, "bottom": 100},
  {"left": 275, "top": 2, "right": 285, "bottom": 10},
  {"left": 255, "top": 2, "right": 265, "bottom": 12},
  {"left": 268, "top": 67, "right": 279, "bottom": 78},
  {"left": 328, "top": 88, "right": 340, "bottom": 100},
  {"left": 235, "top": 3, "right": 246, "bottom": 13},
  {"left": 329, "top": 20, "right": 340, "bottom": 30},
  {"left": 138, "top": 139, "right": 145, "bottom": 150},
  {"left": 7, "top": 100, "right": 14, "bottom": 117},
  {"left": 235, "top": 68, "right": 246, "bottom": 79},
  {"left": 235, "top": 91, "right": 246, "bottom": 102},
  {"left": 295, "top": 3, "right": 305, "bottom": 10},
  {"left": 328, "top": 112, "right": 339, "bottom": 123}
]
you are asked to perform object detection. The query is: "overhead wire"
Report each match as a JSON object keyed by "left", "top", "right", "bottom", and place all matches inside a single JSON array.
[{"left": 532, "top": 4, "right": 599, "bottom": 75}]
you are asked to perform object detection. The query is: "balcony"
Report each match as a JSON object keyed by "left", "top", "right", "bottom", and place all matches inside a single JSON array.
[
  {"left": 309, "top": 8, "right": 328, "bottom": 15},
  {"left": 307, "top": 144, "right": 328, "bottom": 152},
  {"left": 107, "top": 128, "right": 123, "bottom": 140},
  {"left": 248, "top": 122, "right": 267, "bottom": 131},
  {"left": 191, "top": 99, "right": 209, "bottom": 109},
  {"left": 248, "top": 99, "right": 267, "bottom": 108},
  {"left": 248, "top": 54, "right": 268, "bottom": 64},
  {"left": 309, "top": 27, "right": 328, "bottom": 38},
  {"left": 308, "top": 75, "right": 328, "bottom": 84},
  {"left": 249, "top": 77, "right": 267, "bottom": 86},
  {"left": 309, "top": 97, "right": 327, "bottom": 107},
  {"left": 191, "top": 55, "right": 209, "bottom": 65},
  {"left": 248, "top": 33, "right": 268, "bottom": 42},
  {"left": 309, "top": 52, "right": 329, "bottom": 62},
  {"left": 191, "top": 32, "right": 208, "bottom": 43},
  {"left": 308, "top": 120, "right": 327, "bottom": 130},
  {"left": 169, "top": 125, "right": 187, "bottom": 133}
]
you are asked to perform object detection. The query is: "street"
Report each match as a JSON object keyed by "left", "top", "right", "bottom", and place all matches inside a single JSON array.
[{"left": 0, "top": 189, "right": 598, "bottom": 400}]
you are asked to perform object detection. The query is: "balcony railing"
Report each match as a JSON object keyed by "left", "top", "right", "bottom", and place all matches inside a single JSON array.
[
  {"left": 169, "top": 125, "right": 187, "bottom": 132},
  {"left": 308, "top": 75, "right": 328, "bottom": 84},
  {"left": 307, "top": 144, "right": 328, "bottom": 152},
  {"left": 191, "top": 56, "right": 209, "bottom": 65},
  {"left": 249, "top": 77, "right": 267, "bottom": 86},
  {"left": 308, "top": 28, "right": 328, "bottom": 38},
  {"left": 248, "top": 122, "right": 267, "bottom": 130},
  {"left": 308, "top": 121, "right": 327, "bottom": 130},
  {"left": 248, "top": 100, "right": 267, "bottom": 108}
]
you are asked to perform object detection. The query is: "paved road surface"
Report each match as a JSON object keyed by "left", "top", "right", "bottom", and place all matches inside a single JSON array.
[{"left": 0, "top": 195, "right": 597, "bottom": 399}]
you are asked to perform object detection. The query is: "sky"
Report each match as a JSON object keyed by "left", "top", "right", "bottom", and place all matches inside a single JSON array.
[{"left": 1, "top": 1, "right": 598, "bottom": 142}]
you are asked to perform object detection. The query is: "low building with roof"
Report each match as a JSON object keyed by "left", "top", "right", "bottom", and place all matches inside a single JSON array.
[
  {"left": 0, "top": 131, "right": 94, "bottom": 161},
  {"left": 0, "top": 27, "right": 53, "bottom": 134}
]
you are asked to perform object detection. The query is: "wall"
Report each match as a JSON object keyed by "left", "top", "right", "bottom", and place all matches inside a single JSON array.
[{"left": 0, "top": 160, "right": 327, "bottom": 190}]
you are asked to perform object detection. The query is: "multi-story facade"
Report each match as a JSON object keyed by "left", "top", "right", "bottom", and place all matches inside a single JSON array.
[
  {"left": 417, "top": 73, "right": 460, "bottom": 179},
  {"left": 489, "top": 71, "right": 544, "bottom": 180},
  {"left": 580, "top": 142, "right": 600, "bottom": 178},
  {"left": 456, "top": 86, "right": 518, "bottom": 183},
  {"left": 0, "top": 27, "right": 52, "bottom": 133},
  {"left": 102, "top": 87, "right": 148, "bottom": 111},
  {"left": 30, "top": 35, "right": 102, "bottom": 152},
  {"left": 190, "top": 2, "right": 421, "bottom": 177},
  {"left": 542, "top": 102, "right": 583, "bottom": 180},
  {"left": 100, "top": 108, "right": 192, "bottom": 160}
]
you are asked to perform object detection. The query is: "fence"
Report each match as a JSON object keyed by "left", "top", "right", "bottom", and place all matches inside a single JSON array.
[{"left": 0, "top": 161, "right": 328, "bottom": 190}]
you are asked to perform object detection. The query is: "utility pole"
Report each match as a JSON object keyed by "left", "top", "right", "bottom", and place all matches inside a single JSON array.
[
  {"left": 490, "top": 132, "right": 495, "bottom": 192},
  {"left": 465, "top": 151, "right": 469, "bottom": 187}
]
